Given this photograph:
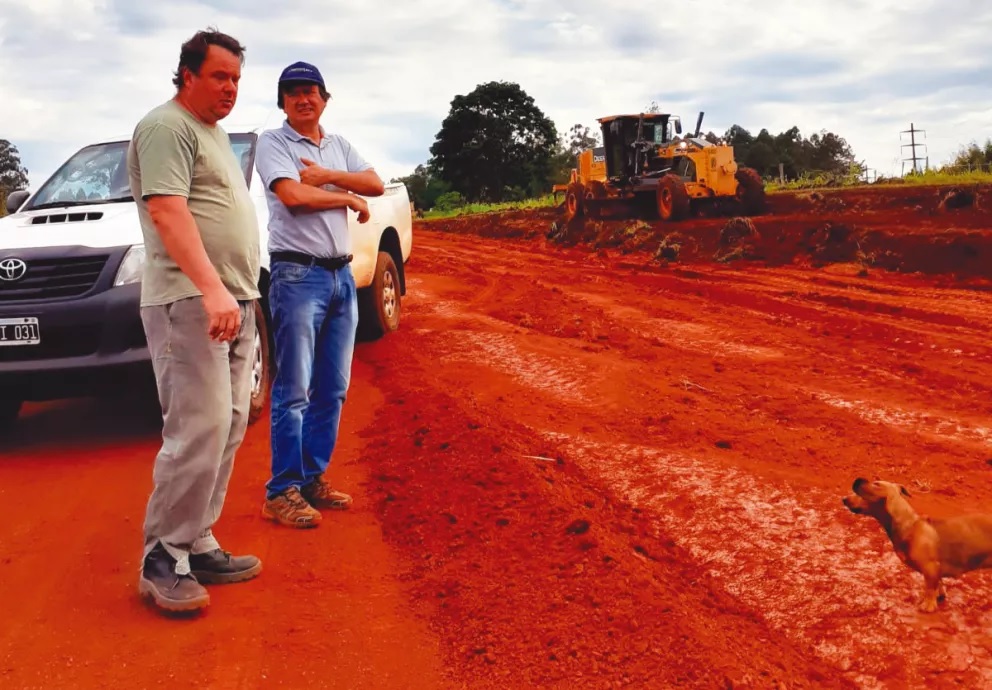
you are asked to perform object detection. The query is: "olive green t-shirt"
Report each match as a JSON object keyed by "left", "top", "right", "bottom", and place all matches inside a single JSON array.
[{"left": 127, "top": 99, "right": 261, "bottom": 307}]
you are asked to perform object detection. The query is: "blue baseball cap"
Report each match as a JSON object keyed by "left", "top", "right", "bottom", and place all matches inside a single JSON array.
[{"left": 278, "top": 61, "right": 325, "bottom": 89}]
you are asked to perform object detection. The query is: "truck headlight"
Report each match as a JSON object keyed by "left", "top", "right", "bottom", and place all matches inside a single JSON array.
[{"left": 114, "top": 244, "right": 146, "bottom": 286}]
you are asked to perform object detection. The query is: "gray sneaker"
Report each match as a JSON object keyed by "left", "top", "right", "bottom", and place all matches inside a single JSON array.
[{"left": 138, "top": 543, "right": 209, "bottom": 613}]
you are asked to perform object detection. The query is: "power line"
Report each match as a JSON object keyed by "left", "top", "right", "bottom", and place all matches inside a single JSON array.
[{"left": 900, "top": 123, "right": 927, "bottom": 175}]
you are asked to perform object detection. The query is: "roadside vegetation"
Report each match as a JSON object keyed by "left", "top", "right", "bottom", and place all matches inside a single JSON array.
[
  {"left": 766, "top": 166, "right": 992, "bottom": 194},
  {"left": 421, "top": 193, "right": 556, "bottom": 220}
]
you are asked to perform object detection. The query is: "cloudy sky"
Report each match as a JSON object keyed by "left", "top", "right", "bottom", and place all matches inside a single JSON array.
[{"left": 1, "top": 0, "right": 990, "bottom": 190}]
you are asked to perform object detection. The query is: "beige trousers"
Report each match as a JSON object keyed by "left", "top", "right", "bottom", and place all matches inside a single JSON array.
[{"left": 139, "top": 296, "right": 255, "bottom": 568}]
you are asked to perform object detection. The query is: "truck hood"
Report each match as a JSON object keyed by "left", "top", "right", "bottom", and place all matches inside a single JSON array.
[{"left": 0, "top": 202, "right": 140, "bottom": 251}]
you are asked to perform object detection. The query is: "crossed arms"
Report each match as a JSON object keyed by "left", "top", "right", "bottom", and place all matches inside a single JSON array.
[{"left": 257, "top": 134, "right": 384, "bottom": 222}]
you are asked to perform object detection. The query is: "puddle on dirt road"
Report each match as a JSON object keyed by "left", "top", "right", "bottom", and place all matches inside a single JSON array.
[
  {"left": 542, "top": 431, "right": 992, "bottom": 689},
  {"left": 809, "top": 390, "right": 992, "bottom": 449}
]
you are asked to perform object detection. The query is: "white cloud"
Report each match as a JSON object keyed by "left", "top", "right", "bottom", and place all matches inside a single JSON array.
[{"left": 1, "top": 0, "right": 990, "bottom": 190}]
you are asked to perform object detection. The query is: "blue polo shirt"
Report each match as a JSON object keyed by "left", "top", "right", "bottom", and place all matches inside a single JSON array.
[{"left": 254, "top": 120, "right": 373, "bottom": 258}]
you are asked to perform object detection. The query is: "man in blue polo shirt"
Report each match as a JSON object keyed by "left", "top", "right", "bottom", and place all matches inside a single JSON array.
[{"left": 254, "top": 61, "right": 385, "bottom": 528}]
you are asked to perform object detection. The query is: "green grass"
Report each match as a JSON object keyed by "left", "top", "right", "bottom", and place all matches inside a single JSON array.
[
  {"left": 420, "top": 168, "right": 992, "bottom": 220},
  {"left": 892, "top": 169, "right": 992, "bottom": 186},
  {"left": 766, "top": 168, "right": 992, "bottom": 193},
  {"left": 421, "top": 194, "right": 558, "bottom": 220}
]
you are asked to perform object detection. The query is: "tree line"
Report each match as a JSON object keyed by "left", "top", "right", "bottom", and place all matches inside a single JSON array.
[
  {"left": 938, "top": 139, "right": 992, "bottom": 173},
  {"left": 393, "top": 81, "right": 863, "bottom": 211},
  {"left": 5, "top": 91, "right": 988, "bottom": 218}
]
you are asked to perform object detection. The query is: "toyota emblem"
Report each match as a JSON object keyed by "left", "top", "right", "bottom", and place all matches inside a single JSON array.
[{"left": 0, "top": 258, "right": 28, "bottom": 282}]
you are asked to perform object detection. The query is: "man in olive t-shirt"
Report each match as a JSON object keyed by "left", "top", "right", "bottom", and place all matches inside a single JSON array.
[
  {"left": 126, "top": 28, "right": 263, "bottom": 615},
  {"left": 130, "top": 98, "right": 260, "bottom": 308}
]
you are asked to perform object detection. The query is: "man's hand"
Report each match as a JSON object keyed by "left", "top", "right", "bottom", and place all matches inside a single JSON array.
[
  {"left": 349, "top": 195, "right": 370, "bottom": 223},
  {"left": 299, "top": 158, "right": 329, "bottom": 187},
  {"left": 299, "top": 158, "right": 385, "bottom": 197},
  {"left": 202, "top": 286, "right": 241, "bottom": 342},
  {"left": 146, "top": 195, "right": 242, "bottom": 341}
]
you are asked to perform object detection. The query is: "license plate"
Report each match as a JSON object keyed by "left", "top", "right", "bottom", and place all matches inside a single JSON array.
[{"left": 0, "top": 317, "right": 40, "bottom": 346}]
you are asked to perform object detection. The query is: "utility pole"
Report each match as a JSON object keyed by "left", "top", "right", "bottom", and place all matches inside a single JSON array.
[{"left": 900, "top": 123, "right": 927, "bottom": 175}]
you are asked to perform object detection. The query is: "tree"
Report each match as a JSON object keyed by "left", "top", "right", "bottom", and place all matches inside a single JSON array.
[
  {"left": 805, "top": 131, "right": 856, "bottom": 175},
  {"left": 428, "top": 81, "right": 559, "bottom": 202},
  {"left": 722, "top": 125, "right": 857, "bottom": 179},
  {"left": 563, "top": 123, "right": 601, "bottom": 156},
  {"left": 944, "top": 139, "right": 992, "bottom": 172},
  {"left": 391, "top": 164, "right": 451, "bottom": 212},
  {"left": 549, "top": 123, "right": 602, "bottom": 186},
  {"left": 0, "top": 139, "right": 29, "bottom": 215}
]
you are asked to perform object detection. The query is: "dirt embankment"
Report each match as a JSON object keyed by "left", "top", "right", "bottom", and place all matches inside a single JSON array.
[{"left": 423, "top": 183, "right": 992, "bottom": 282}]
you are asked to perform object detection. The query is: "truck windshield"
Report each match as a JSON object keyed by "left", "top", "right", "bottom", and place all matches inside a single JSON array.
[{"left": 23, "top": 133, "right": 256, "bottom": 211}]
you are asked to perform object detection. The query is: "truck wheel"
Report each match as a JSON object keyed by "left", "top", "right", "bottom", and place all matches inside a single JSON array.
[
  {"left": 358, "top": 251, "right": 401, "bottom": 340},
  {"left": 0, "top": 398, "right": 22, "bottom": 430},
  {"left": 563, "top": 182, "right": 585, "bottom": 223},
  {"left": 584, "top": 181, "right": 606, "bottom": 219},
  {"left": 248, "top": 299, "right": 271, "bottom": 425},
  {"left": 657, "top": 174, "right": 690, "bottom": 221}
]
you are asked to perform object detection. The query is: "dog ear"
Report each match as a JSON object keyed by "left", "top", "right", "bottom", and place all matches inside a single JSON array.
[{"left": 900, "top": 485, "right": 912, "bottom": 498}]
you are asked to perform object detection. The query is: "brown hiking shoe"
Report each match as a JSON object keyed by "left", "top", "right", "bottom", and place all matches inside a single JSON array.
[
  {"left": 302, "top": 475, "right": 353, "bottom": 510},
  {"left": 262, "top": 486, "right": 322, "bottom": 528},
  {"left": 138, "top": 543, "right": 209, "bottom": 614}
]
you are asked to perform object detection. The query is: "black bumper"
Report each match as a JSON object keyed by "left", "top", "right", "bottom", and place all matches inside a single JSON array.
[{"left": 0, "top": 245, "right": 154, "bottom": 401}]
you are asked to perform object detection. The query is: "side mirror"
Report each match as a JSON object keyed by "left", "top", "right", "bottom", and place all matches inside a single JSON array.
[
  {"left": 674, "top": 118, "right": 682, "bottom": 135},
  {"left": 5, "top": 190, "right": 29, "bottom": 214}
]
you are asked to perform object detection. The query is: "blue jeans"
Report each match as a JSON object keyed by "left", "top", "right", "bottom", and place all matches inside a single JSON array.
[{"left": 265, "top": 261, "right": 358, "bottom": 500}]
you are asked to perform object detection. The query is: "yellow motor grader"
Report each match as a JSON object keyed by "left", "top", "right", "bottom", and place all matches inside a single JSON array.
[{"left": 554, "top": 111, "right": 765, "bottom": 222}]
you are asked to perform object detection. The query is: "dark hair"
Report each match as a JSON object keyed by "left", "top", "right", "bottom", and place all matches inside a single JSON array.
[
  {"left": 277, "top": 82, "right": 331, "bottom": 109},
  {"left": 173, "top": 27, "right": 246, "bottom": 90}
]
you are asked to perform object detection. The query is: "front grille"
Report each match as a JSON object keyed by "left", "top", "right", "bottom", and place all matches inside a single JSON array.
[
  {"left": 0, "top": 255, "right": 109, "bottom": 302},
  {"left": 0, "top": 324, "right": 102, "bottom": 362}
]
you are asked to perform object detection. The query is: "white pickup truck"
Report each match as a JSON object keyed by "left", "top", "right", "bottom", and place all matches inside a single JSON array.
[{"left": 0, "top": 129, "right": 413, "bottom": 428}]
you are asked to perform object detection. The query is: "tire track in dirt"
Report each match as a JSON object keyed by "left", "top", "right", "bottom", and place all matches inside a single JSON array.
[
  {"left": 807, "top": 390, "right": 992, "bottom": 449},
  {"left": 538, "top": 432, "right": 992, "bottom": 690},
  {"left": 411, "top": 232, "right": 992, "bottom": 466},
  {"left": 393, "top": 230, "right": 992, "bottom": 687},
  {"left": 546, "top": 263, "right": 992, "bottom": 429},
  {"left": 361, "top": 320, "right": 854, "bottom": 689}
]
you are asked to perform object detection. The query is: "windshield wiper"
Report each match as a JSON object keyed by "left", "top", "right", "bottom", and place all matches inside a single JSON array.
[{"left": 25, "top": 196, "right": 134, "bottom": 211}]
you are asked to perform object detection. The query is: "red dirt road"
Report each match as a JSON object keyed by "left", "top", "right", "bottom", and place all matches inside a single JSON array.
[{"left": 2, "top": 184, "right": 992, "bottom": 689}]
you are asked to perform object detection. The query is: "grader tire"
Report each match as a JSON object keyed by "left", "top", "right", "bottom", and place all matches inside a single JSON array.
[
  {"left": 657, "top": 174, "right": 690, "bottom": 221},
  {"left": 584, "top": 181, "right": 607, "bottom": 219},
  {"left": 564, "top": 182, "right": 585, "bottom": 222}
]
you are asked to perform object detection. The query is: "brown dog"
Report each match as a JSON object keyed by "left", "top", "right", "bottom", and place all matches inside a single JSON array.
[{"left": 842, "top": 477, "right": 992, "bottom": 612}]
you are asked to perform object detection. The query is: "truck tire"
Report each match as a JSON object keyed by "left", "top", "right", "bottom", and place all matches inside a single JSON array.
[
  {"left": 563, "top": 182, "right": 584, "bottom": 223},
  {"left": 584, "top": 181, "right": 607, "bottom": 219},
  {"left": 0, "top": 398, "right": 21, "bottom": 430},
  {"left": 358, "top": 251, "right": 401, "bottom": 340},
  {"left": 248, "top": 299, "right": 271, "bottom": 425},
  {"left": 657, "top": 174, "right": 690, "bottom": 221}
]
